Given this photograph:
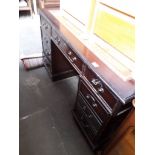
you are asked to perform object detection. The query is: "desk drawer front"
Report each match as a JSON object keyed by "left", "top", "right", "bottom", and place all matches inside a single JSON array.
[
  {"left": 43, "top": 50, "right": 51, "bottom": 61},
  {"left": 84, "top": 66, "right": 117, "bottom": 110},
  {"left": 51, "top": 27, "right": 58, "bottom": 42},
  {"left": 42, "top": 53, "right": 52, "bottom": 73},
  {"left": 80, "top": 81, "right": 110, "bottom": 122},
  {"left": 40, "top": 16, "right": 51, "bottom": 36},
  {"left": 51, "top": 28, "right": 69, "bottom": 52},
  {"left": 57, "top": 37, "right": 69, "bottom": 53},
  {"left": 42, "top": 36, "right": 51, "bottom": 52},
  {"left": 75, "top": 95, "right": 102, "bottom": 139},
  {"left": 42, "top": 36, "right": 51, "bottom": 61},
  {"left": 66, "top": 48, "right": 83, "bottom": 73},
  {"left": 59, "top": 40, "right": 69, "bottom": 52}
]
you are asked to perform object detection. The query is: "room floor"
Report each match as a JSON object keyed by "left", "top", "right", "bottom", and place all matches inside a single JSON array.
[{"left": 19, "top": 14, "right": 94, "bottom": 155}]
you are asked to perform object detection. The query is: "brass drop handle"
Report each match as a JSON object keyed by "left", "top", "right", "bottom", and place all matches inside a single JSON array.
[
  {"left": 91, "top": 79, "right": 104, "bottom": 93},
  {"left": 72, "top": 57, "right": 77, "bottom": 62},
  {"left": 86, "top": 94, "right": 95, "bottom": 102},
  {"left": 91, "top": 79, "right": 100, "bottom": 85},
  {"left": 86, "top": 94, "right": 97, "bottom": 108},
  {"left": 98, "top": 87, "right": 104, "bottom": 93},
  {"left": 92, "top": 103, "right": 97, "bottom": 108},
  {"left": 68, "top": 51, "right": 72, "bottom": 56}
]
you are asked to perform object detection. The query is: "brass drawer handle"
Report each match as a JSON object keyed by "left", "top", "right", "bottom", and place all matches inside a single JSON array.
[
  {"left": 91, "top": 79, "right": 100, "bottom": 85},
  {"left": 86, "top": 94, "right": 95, "bottom": 102},
  {"left": 91, "top": 78, "right": 104, "bottom": 93},
  {"left": 98, "top": 87, "right": 104, "bottom": 93},
  {"left": 72, "top": 57, "right": 77, "bottom": 62},
  {"left": 92, "top": 103, "right": 97, "bottom": 108},
  {"left": 86, "top": 94, "right": 97, "bottom": 108},
  {"left": 68, "top": 51, "right": 72, "bottom": 56}
]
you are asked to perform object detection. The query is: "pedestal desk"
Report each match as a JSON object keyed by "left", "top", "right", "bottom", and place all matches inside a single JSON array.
[{"left": 39, "top": 8, "right": 135, "bottom": 151}]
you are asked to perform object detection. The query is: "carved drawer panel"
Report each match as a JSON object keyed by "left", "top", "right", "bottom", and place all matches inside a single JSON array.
[
  {"left": 84, "top": 66, "right": 118, "bottom": 111},
  {"left": 79, "top": 81, "right": 111, "bottom": 122}
]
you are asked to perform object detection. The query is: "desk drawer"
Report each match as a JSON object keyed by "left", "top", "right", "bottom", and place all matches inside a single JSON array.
[
  {"left": 51, "top": 28, "right": 69, "bottom": 52},
  {"left": 42, "top": 37, "right": 51, "bottom": 61},
  {"left": 79, "top": 81, "right": 110, "bottom": 122},
  {"left": 66, "top": 48, "right": 83, "bottom": 73},
  {"left": 43, "top": 49, "right": 51, "bottom": 61},
  {"left": 59, "top": 39, "right": 69, "bottom": 52},
  {"left": 42, "top": 53, "right": 52, "bottom": 74},
  {"left": 84, "top": 66, "right": 118, "bottom": 110},
  {"left": 75, "top": 94, "right": 102, "bottom": 139},
  {"left": 40, "top": 16, "right": 51, "bottom": 36},
  {"left": 51, "top": 28, "right": 59, "bottom": 43},
  {"left": 42, "top": 36, "right": 51, "bottom": 56}
]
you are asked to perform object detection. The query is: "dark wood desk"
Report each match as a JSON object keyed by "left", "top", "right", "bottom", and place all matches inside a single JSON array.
[{"left": 39, "top": 8, "right": 135, "bottom": 152}]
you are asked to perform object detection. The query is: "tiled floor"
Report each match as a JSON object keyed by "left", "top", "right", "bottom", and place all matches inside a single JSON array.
[{"left": 19, "top": 14, "right": 94, "bottom": 155}]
